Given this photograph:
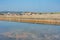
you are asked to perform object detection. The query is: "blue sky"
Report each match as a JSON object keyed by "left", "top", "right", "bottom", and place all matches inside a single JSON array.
[{"left": 0, "top": 0, "right": 60, "bottom": 12}]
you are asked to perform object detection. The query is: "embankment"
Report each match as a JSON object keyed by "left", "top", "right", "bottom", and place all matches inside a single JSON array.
[{"left": 0, "top": 15, "right": 60, "bottom": 25}]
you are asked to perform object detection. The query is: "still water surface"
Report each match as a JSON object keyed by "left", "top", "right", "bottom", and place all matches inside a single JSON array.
[{"left": 0, "top": 21, "right": 60, "bottom": 40}]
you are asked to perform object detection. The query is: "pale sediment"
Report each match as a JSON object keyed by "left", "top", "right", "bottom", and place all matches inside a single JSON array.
[{"left": 0, "top": 16, "right": 60, "bottom": 25}]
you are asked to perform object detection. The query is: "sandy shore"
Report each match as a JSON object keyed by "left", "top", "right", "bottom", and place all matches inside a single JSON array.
[{"left": 0, "top": 14, "right": 60, "bottom": 25}]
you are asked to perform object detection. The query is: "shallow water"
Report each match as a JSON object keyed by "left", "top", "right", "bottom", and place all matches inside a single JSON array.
[{"left": 0, "top": 21, "right": 60, "bottom": 40}]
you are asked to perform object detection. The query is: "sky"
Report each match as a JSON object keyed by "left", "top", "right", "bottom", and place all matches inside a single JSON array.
[{"left": 0, "top": 0, "right": 60, "bottom": 12}]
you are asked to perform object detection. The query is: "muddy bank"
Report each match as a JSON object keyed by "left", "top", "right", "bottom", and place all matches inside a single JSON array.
[{"left": 0, "top": 16, "right": 60, "bottom": 25}]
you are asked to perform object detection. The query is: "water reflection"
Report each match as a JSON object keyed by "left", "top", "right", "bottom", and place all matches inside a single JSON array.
[{"left": 0, "top": 21, "right": 60, "bottom": 40}]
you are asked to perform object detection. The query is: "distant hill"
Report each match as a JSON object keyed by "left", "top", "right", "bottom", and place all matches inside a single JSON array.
[{"left": 0, "top": 11, "right": 23, "bottom": 14}]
